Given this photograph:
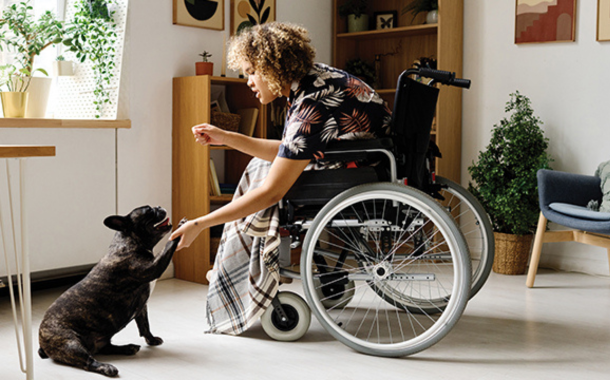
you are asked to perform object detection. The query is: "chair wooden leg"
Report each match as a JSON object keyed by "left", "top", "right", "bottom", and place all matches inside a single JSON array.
[{"left": 526, "top": 212, "right": 548, "bottom": 288}]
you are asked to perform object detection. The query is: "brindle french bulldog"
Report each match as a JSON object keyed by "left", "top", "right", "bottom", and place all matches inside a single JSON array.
[{"left": 38, "top": 206, "right": 185, "bottom": 377}]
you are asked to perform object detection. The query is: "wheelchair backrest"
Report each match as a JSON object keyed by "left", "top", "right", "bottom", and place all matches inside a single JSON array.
[{"left": 391, "top": 71, "right": 440, "bottom": 189}]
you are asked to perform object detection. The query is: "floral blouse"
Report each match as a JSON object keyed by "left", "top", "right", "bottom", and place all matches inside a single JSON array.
[{"left": 278, "top": 63, "right": 392, "bottom": 164}]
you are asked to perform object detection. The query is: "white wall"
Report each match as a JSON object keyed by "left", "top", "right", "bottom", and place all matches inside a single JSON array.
[
  {"left": 119, "top": 0, "right": 332, "bottom": 276},
  {"left": 463, "top": 0, "right": 610, "bottom": 275}
]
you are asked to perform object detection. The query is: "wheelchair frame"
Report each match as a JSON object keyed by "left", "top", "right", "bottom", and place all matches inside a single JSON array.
[{"left": 261, "top": 67, "right": 489, "bottom": 357}]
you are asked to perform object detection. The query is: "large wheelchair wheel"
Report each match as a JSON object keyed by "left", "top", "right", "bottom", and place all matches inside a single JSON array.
[
  {"left": 435, "top": 176, "right": 494, "bottom": 298},
  {"left": 300, "top": 183, "right": 471, "bottom": 357}
]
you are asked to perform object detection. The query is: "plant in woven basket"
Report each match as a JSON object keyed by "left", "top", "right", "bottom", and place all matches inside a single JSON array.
[{"left": 468, "top": 91, "right": 553, "bottom": 236}]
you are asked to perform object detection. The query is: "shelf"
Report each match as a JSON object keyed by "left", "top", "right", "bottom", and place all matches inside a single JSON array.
[
  {"left": 337, "top": 24, "right": 437, "bottom": 40},
  {"left": 209, "top": 76, "right": 247, "bottom": 85},
  {"left": 0, "top": 118, "right": 131, "bottom": 129},
  {"left": 376, "top": 88, "right": 397, "bottom": 96},
  {"left": 210, "top": 194, "right": 233, "bottom": 203},
  {"left": 0, "top": 145, "right": 56, "bottom": 158}
]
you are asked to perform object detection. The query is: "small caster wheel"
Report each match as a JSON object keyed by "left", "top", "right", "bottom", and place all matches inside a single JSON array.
[
  {"left": 261, "top": 291, "right": 311, "bottom": 341},
  {"left": 314, "top": 278, "right": 355, "bottom": 309}
]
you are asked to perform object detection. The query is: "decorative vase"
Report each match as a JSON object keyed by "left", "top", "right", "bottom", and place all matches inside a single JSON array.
[
  {"left": 196, "top": 62, "right": 214, "bottom": 76},
  {"left": 492, "top": 232, "right": 533, "bottom": 275},
  {"left": 426, "top": 10, "right": 438, "bottom": 24},
  {"left": 1, "top": 92, "right": 29, "bottom": 118},
  {"left": 52, "top": 61, "right": 75, "bottom": 76},
  {"left": 24, "top": 77, "right": 53, "bottom": 118},
  {"left": 347, "top": 14, "right": 369, "bottom": 33}
]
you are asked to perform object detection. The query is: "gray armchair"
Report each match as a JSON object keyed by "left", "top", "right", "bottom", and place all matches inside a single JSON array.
[{"left": 526, "top": 169, "right": 610, "bottom": 287}]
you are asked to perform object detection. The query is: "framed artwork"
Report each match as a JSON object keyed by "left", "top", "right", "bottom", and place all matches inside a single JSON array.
[
  {"left": 515, "top": 0, "right": 577, "bottom": 44},
  {"left": 173, "top": 0, "right": 224, "bottom": 30},
  {"left": 374, "top": 11, "right": 398, "bottom": 30},
  {"left": 231, "top": 0, "right": 276, "bottom": 35},
  {"left": 598, "top": 0, "right": 610, "bottom": 41}
]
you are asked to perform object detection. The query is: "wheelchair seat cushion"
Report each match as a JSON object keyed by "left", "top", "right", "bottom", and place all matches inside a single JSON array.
[{"left": 549, "top": 202, "right": 610, "bottom": 221}]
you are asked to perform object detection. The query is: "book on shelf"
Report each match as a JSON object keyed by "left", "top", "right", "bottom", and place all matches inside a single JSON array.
[
  {"left": 219, "top": 183, "right": 237, "bottom": 195},
  {"left": 209, "top": 158, "right": 221, "bottom": 196},
  {"left": 236, "top": 108, "right": 259, "bottom": 137}
]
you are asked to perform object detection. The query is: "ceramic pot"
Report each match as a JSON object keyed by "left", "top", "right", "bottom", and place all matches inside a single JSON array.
[
  {"left": 347, "top": 14, "right": 369, "bottom": 33},
  {"left": 1, "top": 92, "right": 29, "bottom": 118},
  {"left": 426, "top": 10, "right": 438, "bottom": 24},
  {"left": 24, "top": 77, "right": 53, "bottom": 118},
  {"left": 52, "top": 61, "right": 75, "bottom": 76},
  {"left": 196, "top": 62, "right": 214, "bottom": 76}
]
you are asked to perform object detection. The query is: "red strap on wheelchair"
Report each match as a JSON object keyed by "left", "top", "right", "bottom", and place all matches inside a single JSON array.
[{"left": 346, "top": 161, "right": 358, "bottom": 169}]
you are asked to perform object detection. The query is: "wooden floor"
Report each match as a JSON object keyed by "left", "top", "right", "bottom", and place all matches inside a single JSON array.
[{"left": 1, "top": 269, "right": 609, "bottom": 379}]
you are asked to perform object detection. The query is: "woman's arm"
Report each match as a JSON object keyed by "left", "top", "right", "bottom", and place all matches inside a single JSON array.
[
  {"left": 170, "top": 156, "right": 310, "bottom": 250},
  {"left": 193, "top": 123, "right": 281, "bottom": 162}
]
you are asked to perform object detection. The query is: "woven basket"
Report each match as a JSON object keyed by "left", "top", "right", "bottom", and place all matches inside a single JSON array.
[
  {"left": 211, "top": 110, "right": 241, "bottom": 132},
  {"left": 492, "top": 232, "right": 533, "bottom": 275}
]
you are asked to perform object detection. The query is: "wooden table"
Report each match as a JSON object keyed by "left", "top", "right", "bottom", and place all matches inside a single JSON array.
[{"left": 1, "top": 145, "right": 56, "bottom": 380}]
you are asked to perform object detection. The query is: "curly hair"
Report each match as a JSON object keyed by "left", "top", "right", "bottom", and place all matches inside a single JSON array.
[{"left": 227, "top": 22, "right": 316, "bottom": 97}]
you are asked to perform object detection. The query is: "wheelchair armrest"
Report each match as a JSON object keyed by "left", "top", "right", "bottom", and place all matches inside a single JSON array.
[
  {"left": 320, "top": 138, "right": 394, "bottom": 163},
  {"left": 538, "top": 169, "right": 602, "bottom": 209}
]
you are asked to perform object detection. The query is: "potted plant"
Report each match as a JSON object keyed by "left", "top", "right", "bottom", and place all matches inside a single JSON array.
[
  {"left": 0, "top": 64, "right": 29, "bottom": 118},
  {"left": 196, "top": 51, "right": 214, "bottom": 76},
  {"left": 0, "top": 0, "right": 63, "bottom": 117},
  {"left": 52, "top": 55, "right": 76, "bottom": 76},
  {"left": 339, "top": 0, "right": 369, "bottom": 33},
  {"left": 344, "top": 58, "right": 376, "bottom": 86},
  {"left": 468, "top": 92, "right": 553, "bottom": 275},
  {"left": 401, "top": 0, "right": 439, "bottom": 24},
  {"left": 62, "top": 0, "right": 118, "bottom": 118}
]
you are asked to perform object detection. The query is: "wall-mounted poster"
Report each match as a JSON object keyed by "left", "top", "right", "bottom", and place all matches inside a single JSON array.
[
  {"left": 173, "top": 0, "right": 224, "bottom": 30},
  {"left": 598, "top": 0, "right": 610, "bottom": 41},
  {"left": 231, "top": 0, "right": 276, "bottom": 35},
  {"left": 515, "top": 0, "right": 577, "bottom": 44}
]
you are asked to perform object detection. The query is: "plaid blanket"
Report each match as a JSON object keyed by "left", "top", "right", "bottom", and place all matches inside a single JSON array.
[{"left": 206, "top": 158, "right": 281, "bottom": 335}]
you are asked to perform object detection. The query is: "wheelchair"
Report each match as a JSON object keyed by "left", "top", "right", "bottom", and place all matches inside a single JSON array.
[{"left": 260, "top": 67, "right": 490, "bottom": 357}]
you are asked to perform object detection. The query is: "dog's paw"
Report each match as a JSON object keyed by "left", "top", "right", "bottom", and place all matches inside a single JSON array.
[
  {"left": 146, "top": 336, "right": 164, "bottom": 346},
  {"left": 88, "top": 362, "right": 119, "bottom": 377},
  {"left": 123, "top": 344, "right": 141, "bottom": 355},
  {"left": 99, "top": 364, "right": 119, "bottom": 377}
]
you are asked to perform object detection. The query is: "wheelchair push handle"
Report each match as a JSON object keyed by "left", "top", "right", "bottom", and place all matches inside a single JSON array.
[{"left": 418, "top": 68, "right": 471, "bottom": 89}]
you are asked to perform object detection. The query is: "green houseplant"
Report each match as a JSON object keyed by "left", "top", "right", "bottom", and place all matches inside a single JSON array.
[
  {"left": 196, "top": 51, "right": 213, "bottom": 76},
  {"left": 402, "top": 0, "right": 439, "bottom": 24},
  {"left": 468, "top": 91, "right": 553, "bottom": 274},
  {"left": 344, "top": 58, "right": 376, "bottom": 86},
  {"left": 0, "top": 64, "right": 29, "bottom": 117},
  {"left": 0, "top": 0, "right": 61, "bottom": 117},
  {"left": 63, "top": 0, "right": 118, "bottom": 118},
  {"left": 339, "top": 0, "right": 369, "bottom": 33}
]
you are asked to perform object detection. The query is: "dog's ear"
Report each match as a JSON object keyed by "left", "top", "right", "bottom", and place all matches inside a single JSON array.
[{"left": 104, "top": 215, "right": 131, "bottom": 232}]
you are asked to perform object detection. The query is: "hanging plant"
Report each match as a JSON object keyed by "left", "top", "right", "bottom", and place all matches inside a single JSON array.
[{"left": 63, "top": 0, "right": 118, "bottom": 118}]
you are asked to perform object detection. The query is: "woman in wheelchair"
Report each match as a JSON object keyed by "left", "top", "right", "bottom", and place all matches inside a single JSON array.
[{"left": 170, "top": 22, "right": 392, "bottom": 335}]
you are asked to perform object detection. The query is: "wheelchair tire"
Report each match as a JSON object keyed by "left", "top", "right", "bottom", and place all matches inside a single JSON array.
[
  {"left": 300, "top": 183, "right": 471, "bottom": 357},
  {"left": 261, "top": 292, "right": 311, "bottom": 342},
  {"left": 435, "top": 176, "right": 494, "bottom": 299}
]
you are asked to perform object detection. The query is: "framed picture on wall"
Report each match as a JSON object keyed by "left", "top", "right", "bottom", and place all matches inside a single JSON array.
[
  {"left": 598, "top": 0, "right": 610, "bottom": 41},
  {"left": 231, "top": 0, "right": 276, "bottom": 35},
  {"left": 374, "top": 11, "right": 398, "bottom": 30},
  {"left": 173, "top": 0, "right": 225, "bottom": 30},
  {"left": 514, "top": 0, "right": 577, "bottom": 44}
]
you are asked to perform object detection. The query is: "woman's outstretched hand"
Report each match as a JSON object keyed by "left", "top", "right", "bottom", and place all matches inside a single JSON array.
[
  {"left": 192, "top": 123, "right": 228, "bottom": 146},
  {"left": 170, "top": 219, "right": 205, "bottom": 251}
]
